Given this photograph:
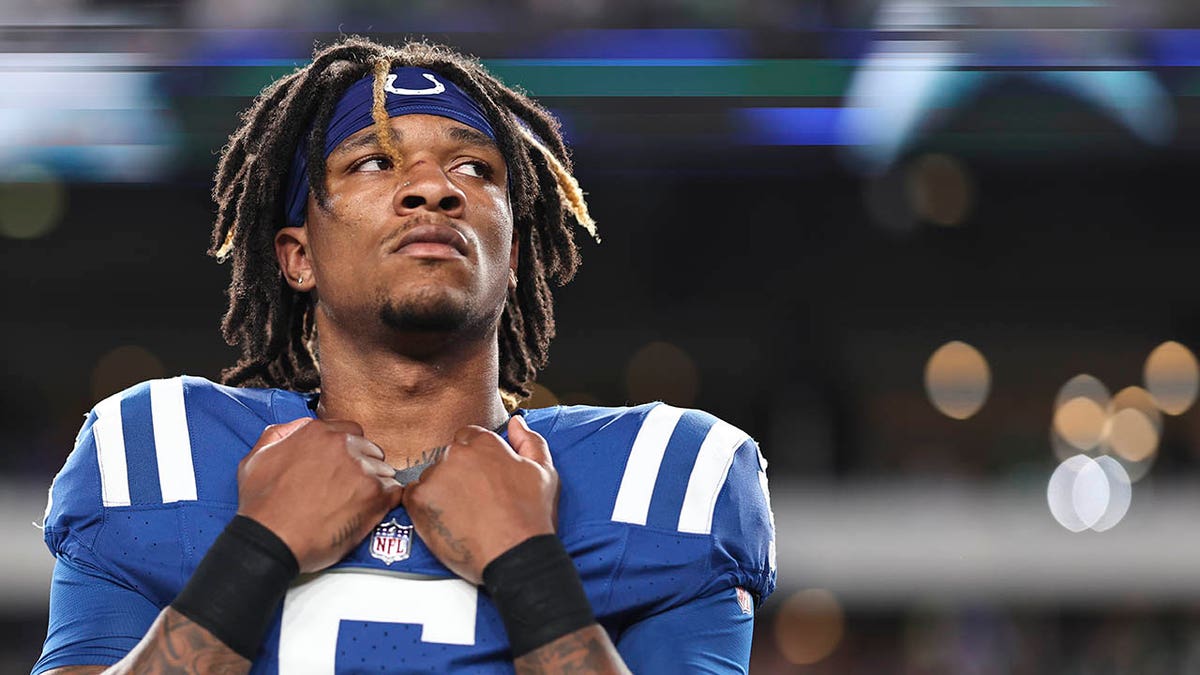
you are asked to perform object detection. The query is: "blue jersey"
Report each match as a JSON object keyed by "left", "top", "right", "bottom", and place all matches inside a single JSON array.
[{"left": 34, "top": 376, "right": 776, "bottom": 673}]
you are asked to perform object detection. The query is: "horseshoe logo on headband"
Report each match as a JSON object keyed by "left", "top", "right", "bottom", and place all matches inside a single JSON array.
[{"left": 384, "top": 73, "right": 446, "bottom": 96}]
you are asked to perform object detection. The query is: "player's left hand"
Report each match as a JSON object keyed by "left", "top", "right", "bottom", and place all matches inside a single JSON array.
[{"left": 401, "top": 415, "right": 558, "bottom": 585}]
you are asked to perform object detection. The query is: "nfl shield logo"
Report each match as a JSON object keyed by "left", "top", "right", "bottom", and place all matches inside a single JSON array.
[{"left": 370, "top": 519, "right": 413, "bottom": 565}]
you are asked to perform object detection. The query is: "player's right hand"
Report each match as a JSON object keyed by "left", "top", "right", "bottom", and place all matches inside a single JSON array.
[{"left": 235, "top": 418, "right": 403, "bottom": 573}]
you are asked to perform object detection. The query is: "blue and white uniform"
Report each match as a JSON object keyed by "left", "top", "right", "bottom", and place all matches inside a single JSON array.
[{"left": 34, "top": 376, "right": 776, "bottom": 673}]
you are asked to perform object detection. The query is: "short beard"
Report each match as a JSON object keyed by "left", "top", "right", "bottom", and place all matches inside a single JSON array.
[{"left": 379, "top": 298, "right": 468, "bottom": 333}]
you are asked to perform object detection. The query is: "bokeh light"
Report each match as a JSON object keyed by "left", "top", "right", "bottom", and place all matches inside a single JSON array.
[
  {"left": 1047, "top": 453, "right": 1132, "bottom": 533},
  {"left": 924, "top": 340, "right": 990, "bottom": 420},
  {"left": 1109, "top": 386, "right": 1162, "bottom": 433},
  {"left": 1104, "top": 408, "right": 1158, "bottom": 463},
  {"left": 1144, "top": 341, "right": 1199, "bottom": 415},
  {"left": 1054, "top": 374, "right": 1111, "bottom": 411},
  {"left": 1051, "top": 375, "right": 1111, "bottom": 461},
  {"left": 1089, "top": 456, "right": 1132, "bottom": 533},
  {"left": 90, "top": 345, "right": 166, "bottom": 402},
  {"left": 1102, "top": 386, "right": 1161, "bottom": 482},
  {"left": 773, "top": 588, "right": 844, "bottom": 665},
  {"left": 0, "top": 163, "right": 67, "bottom": 240},
  {"left": 625, "top": 341, "right": 700, "bottom": 407},
  {"left": 1053, "top": 397, "right": 1107, "bottom": 452},
  {"left": 1047, "top": 454, "right": 1107, "bottom": 533},
  {"left": 906, "top": 153, "right": 974, "bottom": 227}
]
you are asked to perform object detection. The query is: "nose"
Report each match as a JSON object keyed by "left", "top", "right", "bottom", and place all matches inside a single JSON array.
[{"left": 394, "top": 160, "right": 465, "bottom": 218}]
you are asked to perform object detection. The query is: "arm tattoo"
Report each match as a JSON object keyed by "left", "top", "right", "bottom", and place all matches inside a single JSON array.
[
  {"left": 420, "top": 503, "right": 473, "bottom": 569},
  {"left": 331, "top": 515, "right": 361, "bottom": 548},
  {"left": 113, "top": 608, "right": 249, "bottom": 674},
  {"left": 514, "top": 627, "right": 628, "bottom": 675}
]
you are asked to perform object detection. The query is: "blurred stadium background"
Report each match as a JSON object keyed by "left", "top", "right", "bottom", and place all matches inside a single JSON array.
[{"left": 4, "top": 0, "right": 1200, "bottom": 672}]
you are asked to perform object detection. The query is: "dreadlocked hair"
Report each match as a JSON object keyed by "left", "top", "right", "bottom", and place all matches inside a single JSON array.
[{"left": 209, "top": 36, "right": 596, "bottom": 403}]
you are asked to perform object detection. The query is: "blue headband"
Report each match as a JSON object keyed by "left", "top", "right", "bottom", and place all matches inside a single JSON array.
[{"left": 283, "top": 66, "right": 498, "bottom": 228}]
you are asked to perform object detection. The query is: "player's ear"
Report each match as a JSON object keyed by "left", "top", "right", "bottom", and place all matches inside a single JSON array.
[{"left": 275, "top": 225, "right": 313, "bottom": 292}]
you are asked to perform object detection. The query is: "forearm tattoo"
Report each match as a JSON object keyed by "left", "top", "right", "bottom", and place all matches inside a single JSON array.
[
  {"left": 514, "top": 628, "right": 625, "bottom": 675},
  {"left": 118, "top": 609, "right": 249, "bottom": 674}
]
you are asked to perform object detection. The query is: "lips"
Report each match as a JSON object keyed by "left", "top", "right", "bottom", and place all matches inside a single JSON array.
[{"left": 391, "top": 223, "right": 469, "bottom": 258}]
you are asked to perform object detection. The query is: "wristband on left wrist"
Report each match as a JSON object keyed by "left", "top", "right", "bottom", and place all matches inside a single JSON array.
[
  {"left": 482, "top": 534, "right": 596, "bottom": 658},
  {"left": 170, "top": 515, "right": 299, "bottom": 660}
]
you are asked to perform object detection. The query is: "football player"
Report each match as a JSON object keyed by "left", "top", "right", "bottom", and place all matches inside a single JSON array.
[{"left": 35, "top": 37, "right": 775, "bottom": 674}]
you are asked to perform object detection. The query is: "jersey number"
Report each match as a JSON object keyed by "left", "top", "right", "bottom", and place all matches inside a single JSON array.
[{"left": 277, "top": 571, "right": 478, "bottom": 672}]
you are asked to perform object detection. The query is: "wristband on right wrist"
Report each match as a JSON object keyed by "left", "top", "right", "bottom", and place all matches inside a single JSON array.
[
  {"left": 170, "top": 515, "right": 299, "bottom": 660},
  {"left": 482, "top": 534, "right": 596, "bottom": 658}
]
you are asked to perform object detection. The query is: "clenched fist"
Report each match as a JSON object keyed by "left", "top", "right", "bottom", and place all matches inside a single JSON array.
[
  {"left": 402, "top": 415, "right": 558, "bottom": 584},
  {"left": 237, "top": 418, "right": 404, "bottom": 573}
]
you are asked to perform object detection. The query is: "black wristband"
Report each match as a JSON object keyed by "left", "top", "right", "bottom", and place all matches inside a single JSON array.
[
  {"left": 482, "top": 534, "right": 596, "bottom": 658},
  {"left": 171, "top": 515, "right": 299, "bottom": 660}
]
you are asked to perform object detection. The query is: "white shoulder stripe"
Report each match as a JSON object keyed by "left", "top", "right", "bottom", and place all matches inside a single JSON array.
[
  {"left": 611, "top": 404, "right": 685, "bottom": 525},
  {"left": 150, "top": 378, "right": 197, "bottom": 503},
  {"left": 92, "top": 393, "right": 130, "bottom": 507},
  {"left": 677, "top": 420, "right": 750, "bottom": 534}
]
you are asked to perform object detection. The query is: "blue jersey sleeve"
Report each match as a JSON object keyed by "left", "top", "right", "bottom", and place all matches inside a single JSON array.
[
  {"left": 32, "top": 556, "right": 160, "bottom": 674},
  {"left": 708, "top": 435, "right": 776, "bottom": 603},
  {"left": 42, "top": 407, "right": 104, "bottom": 563},
  {"left": 36, "top": 379, "right": 210, "bottom": 671},
  {"left": 617, "top": 585, "right": 755, "bottom": 674},
  {"left": 594, "top": 404, "right": 775, "bottom": 669}
]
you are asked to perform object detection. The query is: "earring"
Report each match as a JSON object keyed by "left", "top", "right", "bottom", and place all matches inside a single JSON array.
[{"left": 296, "top": 275, "right": 304, "bottom": 285}]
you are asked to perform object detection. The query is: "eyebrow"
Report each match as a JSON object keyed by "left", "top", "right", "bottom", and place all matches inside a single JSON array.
[
  {"left": 331, "top": 124, "right": 498, "bottom": 159},
  {"left": 447, "top": 125, "right": 499, "bottom": 150},
  {"left": 331, "top": 131, "right": 387, "bottom": 158}
]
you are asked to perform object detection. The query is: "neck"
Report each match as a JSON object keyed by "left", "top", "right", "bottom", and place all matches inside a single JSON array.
[{"left": 312, "top": 318, "right": 509, "bottom": 469}]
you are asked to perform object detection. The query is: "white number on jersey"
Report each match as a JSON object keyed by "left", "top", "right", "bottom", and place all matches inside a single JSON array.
[{"left": 278, "top": 570, "right": 478, "bottom": 672}]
